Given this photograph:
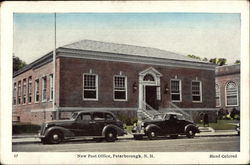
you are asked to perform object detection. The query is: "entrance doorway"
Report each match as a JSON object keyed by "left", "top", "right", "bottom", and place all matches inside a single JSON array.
[{"left": 145, "top": 86, "right": 159, "bottom": 110}]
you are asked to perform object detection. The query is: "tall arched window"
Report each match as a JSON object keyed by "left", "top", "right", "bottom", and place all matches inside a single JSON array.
[
  {"left": 225, "top": 81, "right": 238, "bottom": 106},
  {"left": 215, "top": 84, "right": 220, "bottom": 107}
]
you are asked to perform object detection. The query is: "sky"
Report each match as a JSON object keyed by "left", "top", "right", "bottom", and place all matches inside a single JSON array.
[{"left": 14, "top": 13, "right": 241, "bottom": 64}]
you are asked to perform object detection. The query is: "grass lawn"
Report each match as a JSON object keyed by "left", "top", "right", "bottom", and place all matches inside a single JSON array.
[
  {"left": 196, "top": 120, "right": 238, "bottom": 130},
  {"left": 125, "top": 125, "right": 134, "bottom": 133}
]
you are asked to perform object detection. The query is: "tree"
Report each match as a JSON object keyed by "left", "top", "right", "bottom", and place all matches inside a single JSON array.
[
  {"left": 13, "top": 56, "right": 27, "bottom": 73},
  {"left": 209, "top": 58, "right": 227, "bottom": 66},
  {"left": 209, "top": 58, "right": 217, "bottom": 64},
  {"left": 217, "top": 58, "right": 227, "bottom": 66},
  {"left": 187, "top": 54, "right": 201, "bottom": 61},
  {"left": 234, "top": 60, "right": 240, "bottom": 64},
  {"left": 202, "top": 57, "right": 208, "bottom": 62}
]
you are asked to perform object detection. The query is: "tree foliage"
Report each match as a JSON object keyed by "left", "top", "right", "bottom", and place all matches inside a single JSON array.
[
  {"left": 187, "top": 55, "right": 227, "bottom": 66},
  {"left": 234, "top": 60, "right": 240, "bottom": 64},
  {"left": 13, "top": 56, "right": 27, "bottom": 73}
]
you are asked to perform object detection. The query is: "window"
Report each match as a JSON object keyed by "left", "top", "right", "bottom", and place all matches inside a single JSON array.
[
  {"left": 105, "top": 113, "right": 114, "bottom": 121},
  {"left": 42, "top": 76, "right": 47, "bottom": 102},
  {"left": 215, "top": 84, "right": 220, "bottom": 107},
  {"left": 22, "top": 79, "right": 27, "bottom": 104},
  {"left": 28, "top": 77, "right": 32, "bottom": 103},
  {"left": 171, "top": 79, "right": 182, "bottom": 102},
  {"left": 192, "top": 81, "right": 202, "bottom": 102},
  {"left": 77, "top": 113, "right": 91, "bottom": 121},
  {"left": 83, "top": 74, "right": 98, "bottom": 100},
  {"left": 49, "top": 74, "right": 53, "bottom": 101},
  {"left": 143, "top": 74, "right": 155, "bottom": 81},
  {"left": 13, "top": 83, "right": 17, "bottom": 105},
  {"left": 93, "top": 112, "right": 104, "bottom": 121},
  {"left": 35, "top": 79, "right": 39, "bottom": 102},
  {"left": 114, "top": 76, "right": 127, "bottom": 101},
  {"left": 226, "top": 81, "right": 238, "bottom": 106},
  {"left": 18, "top": 81, "right": 21, "bottom": 104}
]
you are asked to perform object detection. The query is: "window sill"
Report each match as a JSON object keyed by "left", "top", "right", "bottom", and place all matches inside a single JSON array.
[
  {"left": 192, "top": 101, "right": 202, "bottom": 103},
  {"left": 114, "top": 99, "right": 127, "bottom": 102},
  {"left": 171, "top": 100, "right": 182, "bottom": 103},
  {"left": 83, "top": 98, "right": 98, "bottom": 101},
  {"left": 225, "top": 105, "right": 238, "bottom": 107}
]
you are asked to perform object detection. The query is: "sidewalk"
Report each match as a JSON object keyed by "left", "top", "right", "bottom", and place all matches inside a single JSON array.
[{"left": 12, "top": 130, "right": 238, "bottom": 144}]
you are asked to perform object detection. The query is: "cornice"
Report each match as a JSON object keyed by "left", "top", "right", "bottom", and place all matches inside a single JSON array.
[{"left": 57, "top": 48, "right": 216, "bottom": 71}]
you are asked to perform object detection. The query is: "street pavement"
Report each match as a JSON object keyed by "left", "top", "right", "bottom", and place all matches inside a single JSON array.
[{"left": 12, "top": 130, "right": 239, "bottom": 152}]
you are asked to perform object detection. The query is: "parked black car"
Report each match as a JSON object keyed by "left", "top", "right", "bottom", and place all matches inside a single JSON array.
[
  {"left": 38, "top": 111, "right": 126, "bottom": 144},
  {"left": 132, "top": 112, "right": 200, "bottom": 140}
]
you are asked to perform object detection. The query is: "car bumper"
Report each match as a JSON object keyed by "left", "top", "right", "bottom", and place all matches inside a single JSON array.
[{"left": 37, "top": 132, "right": 45, "bottom": 138}]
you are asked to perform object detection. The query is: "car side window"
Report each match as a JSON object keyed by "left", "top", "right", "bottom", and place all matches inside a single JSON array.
[
  {"left": 105, "top": 113, "right": 114, "bottom": 121},
  {"left": 93, "top": 112, "right": 105, "bottom": 121},
  {"left": 164, "top": 114, "right": 170, "bottom": 120},
  {"left": 77, "top": 113, "right": 91, "bottom": 121},
  {"left": 169, "top": 115, "right": 177, "bottom": 120}
]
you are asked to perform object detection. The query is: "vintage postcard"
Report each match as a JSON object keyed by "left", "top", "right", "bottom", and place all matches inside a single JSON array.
[{"left": 0, "top": 1, "right": 249, "bottom": 164}]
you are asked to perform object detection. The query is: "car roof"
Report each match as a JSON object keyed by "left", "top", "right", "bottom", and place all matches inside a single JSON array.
[
  {"left": 76, "top": 110, "right": 114, "bottom": 114},
  {"left": 163, "top": 112, "right": 183, "bottom": 116}
]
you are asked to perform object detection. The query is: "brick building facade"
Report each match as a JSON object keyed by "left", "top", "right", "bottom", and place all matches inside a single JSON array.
[
  {"left": 13, "top": 40, "right": 217, "bottom": 124},
  {"left": 215, "top": 64, "right": 240, "bottom": 112}
]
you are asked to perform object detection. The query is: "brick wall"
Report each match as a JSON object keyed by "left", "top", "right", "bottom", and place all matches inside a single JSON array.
[
  {"left": 59, "top": 56, "right": 216, "bottom": 109},
  {"left": 13, "top": 59, "right": 59, "bottom": 124},
  {"left": 215, "top": 65, "right": 240, "bottom": 111}
]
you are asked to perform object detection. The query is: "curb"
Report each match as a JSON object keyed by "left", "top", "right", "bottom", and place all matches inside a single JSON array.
[{"left": 12, "top": 133, "right": 238, "bottom": 144}]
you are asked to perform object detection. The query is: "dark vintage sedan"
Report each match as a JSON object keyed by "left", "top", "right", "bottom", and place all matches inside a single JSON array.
[
  {"left": 38, "top": 111, "right": 126, "bottom": 144},
  {"left": 132, "top": 112, "right": 200, "bottom": 140}
]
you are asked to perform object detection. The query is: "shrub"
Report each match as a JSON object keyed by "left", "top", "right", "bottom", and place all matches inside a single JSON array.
[
  {"left": 116, "top": 113, "right": 137, "bottom": 126},
  {"left": 12, "top": 123, "right": 41, "bottom": 134}
]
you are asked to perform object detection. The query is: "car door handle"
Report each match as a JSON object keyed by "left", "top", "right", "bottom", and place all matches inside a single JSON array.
[{"left": 89, "top": 121, "right": 96, "bottom": 124}]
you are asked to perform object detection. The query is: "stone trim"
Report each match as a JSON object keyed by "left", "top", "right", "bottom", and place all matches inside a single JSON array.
[
  {"left": 31, "top": 108, "right": 56, "bottom": 112},
  {"left": 59, "top": 107, "right": 138, "bottom": 112}
]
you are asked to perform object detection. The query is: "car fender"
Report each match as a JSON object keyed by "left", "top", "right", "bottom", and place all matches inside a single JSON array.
[
  {"left": 145, "top": 124, "right": 161, "bottom": 133},
  {"left": 44, "top": 126, "right": 74, "bottom": 138},
  {"left": 184, "top": 124, "right": 200, "bottom": 133},
  {"left": 102, "top": 124, "right": 126, "bottom": 136}
]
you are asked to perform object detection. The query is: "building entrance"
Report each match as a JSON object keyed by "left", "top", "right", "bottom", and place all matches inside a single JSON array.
[{"left": 145, "top": 86, "right": 158, "bottom": 110}]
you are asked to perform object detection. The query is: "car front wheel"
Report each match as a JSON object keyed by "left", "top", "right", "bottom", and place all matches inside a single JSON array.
[
  {"left": 47, "top": 130, "right": 64, "bottom": 144},
  {"left": 186, "top": 128, "right": 195, "bottom": 138},
  {"left": 105, "top": 129, "right": 117, "bottom": 142},
  {"left": 147, "top": 129, "right": 158, "bottom": 140}
]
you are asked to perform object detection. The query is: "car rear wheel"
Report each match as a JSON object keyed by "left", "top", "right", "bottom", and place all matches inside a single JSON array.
[
  {"left": 134, "top": 135, "right": 143, "bottom": 140},
  {"left": 186, "top": 128, "right": 195, "bottom": 138},
  {"left": 47, "top": 130, "right": 64, "bottom": 144},
  {"left": 105, "top": 129, "right": 117, "bottom": 142},
  {"left": 147, "top": 129, "right": 158, "bottom": 140}
]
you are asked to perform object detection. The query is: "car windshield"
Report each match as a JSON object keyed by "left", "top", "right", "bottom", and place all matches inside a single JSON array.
[
  {"left": 71, "top": 112, "right": 79, "bottom": 120},
  {"left": 153, "top": 114, "right": 164, "bottom": 120}
]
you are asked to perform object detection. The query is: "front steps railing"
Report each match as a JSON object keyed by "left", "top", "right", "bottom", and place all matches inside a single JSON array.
[{"left": 138, "top": 101, "right": 193, "bottom": 122}]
